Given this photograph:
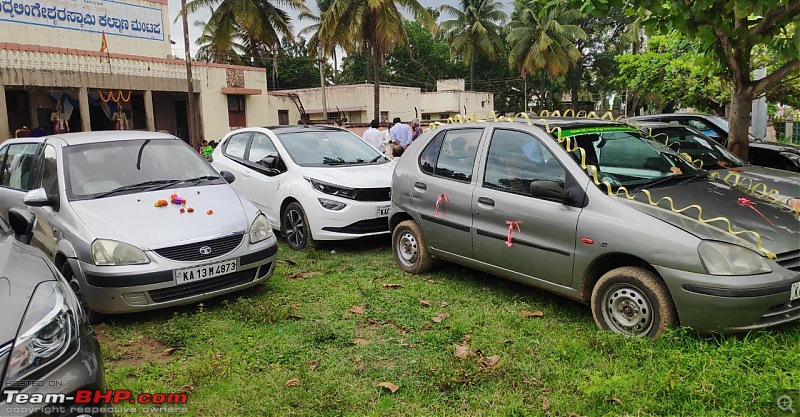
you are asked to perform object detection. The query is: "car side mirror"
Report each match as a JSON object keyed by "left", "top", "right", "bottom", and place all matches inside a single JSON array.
[
  {"left": 8, "top": 208, "right": 34, "bottom": 245},
  {"left": 530, "top": 180, "right": 568, "bottom": 203},
  {"left": 258, "top": 154, "right": 282, "bottom": 176},
  {"left": 219, "top": 171, "right": 236, "bottom": 184},
  {"left": 23, "top": 188, "right": 56, "bottom": 208}
]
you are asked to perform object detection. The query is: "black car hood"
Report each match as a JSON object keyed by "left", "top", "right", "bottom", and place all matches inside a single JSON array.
[
  {"left": 618, "top": 178, "right": 800, "bottom": 256},
  {"left": 751, "top": 141, "right": 800, "bottom": 154},
  {"left": 0, "top": 237, "right": 56, "bottom": 345}
]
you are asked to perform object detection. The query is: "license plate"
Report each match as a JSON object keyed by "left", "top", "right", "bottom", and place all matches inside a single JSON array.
[
  {"left": 174, "top": 259, "right": 238, "bottom": 285},
  {"left": 791, "top": 282, "right": 800, "bottom": 301},
  {"left": 376, "top": 205, "right": 390, "bottom": 217}
]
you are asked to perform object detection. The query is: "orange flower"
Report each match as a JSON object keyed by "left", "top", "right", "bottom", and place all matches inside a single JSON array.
[
  {"left": 206, "top": 210, "right": 214, "bottom": 215},
  {"left": 187, "top": 207, "right": 194, "bottom": 213},
  {"left": 154, "top": 200, "right": 168, "bottom": 207}
]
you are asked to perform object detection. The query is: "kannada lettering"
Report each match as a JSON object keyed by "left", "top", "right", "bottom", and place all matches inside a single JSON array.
[{"left": 0, "top": 0, "right": 163, "bottom": 40}]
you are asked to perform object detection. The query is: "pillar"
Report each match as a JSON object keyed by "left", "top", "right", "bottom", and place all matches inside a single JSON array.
[
  {"left": 144, "top": 90, "right": 155, "bottom": 131},
  {"left": 0, "top": 82, "right": 9, "bottom": 141},
  {"left": 78, "top": 87, "right": 91, "bottom": 132}
]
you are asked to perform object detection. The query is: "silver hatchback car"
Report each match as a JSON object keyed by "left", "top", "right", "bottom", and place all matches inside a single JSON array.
[
  {"left": 389, "top": 119, "right": 800, "bottom": 337},
  {"left": 0, "top": 132, "right": 278, "bottom": 320}
]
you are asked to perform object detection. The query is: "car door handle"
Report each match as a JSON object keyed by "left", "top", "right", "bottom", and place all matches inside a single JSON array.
[
  {"left": 414, "top": 182, "right": 427, "bottom": 190},
  {"left": 242, "top": 170, "right": 250, "bottom": 178},
  {"left": 477, "top": 197, "right": 495, "bottom": 207}
]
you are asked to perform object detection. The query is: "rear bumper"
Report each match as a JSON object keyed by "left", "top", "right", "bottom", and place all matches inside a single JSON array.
[{"left": 656, "top": 265, "right": 800, "bottom": 333}]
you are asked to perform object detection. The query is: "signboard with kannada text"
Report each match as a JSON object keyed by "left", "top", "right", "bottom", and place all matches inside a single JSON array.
[{"left": 1, "top": 0, "right": 164, "bottom": 41}]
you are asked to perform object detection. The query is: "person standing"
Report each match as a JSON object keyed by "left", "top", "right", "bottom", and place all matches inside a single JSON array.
[
  {"left": 362, "top": 119, "right": 384, "bottom": 151},
  {"left": 411, "top": 119, "right": 423, "bottom": 141},
  {"left": 389, "top": 117, "right": 412, "bottom": 149}
]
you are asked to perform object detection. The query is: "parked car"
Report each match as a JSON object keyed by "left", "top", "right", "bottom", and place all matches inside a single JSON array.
[
  {"left": 0, "top": 132, "right": 278, "bottom": 321},
  {"left": 632, "top": 121, "right": 800, "bottom": 209},
  {"left": 212, "top": 126, "right": 394, "bottom": 250},
  {"left": 389, "top": 119, "right": 800, "bottom": 337},
  {"left": 1, "top": 209, "right": 107, "bottom": 416},
  {"left": 627, "top": 114, "right": 800, "bottom": 172}
]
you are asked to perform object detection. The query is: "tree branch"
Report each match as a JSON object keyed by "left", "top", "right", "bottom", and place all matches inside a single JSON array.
[
  {"left": 713, "top": 28, "right": 743, "bottom": 84},
  {"left": 752, "top": 59, "right": 800, "bottom": 97},
  {"left": 751, "top": 2, "right": 800, "bottom": 37}
]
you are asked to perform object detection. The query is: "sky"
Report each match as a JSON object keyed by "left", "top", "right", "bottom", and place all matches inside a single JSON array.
[{"left": 167, "top": 0, "right": 493, "bottom": 57}]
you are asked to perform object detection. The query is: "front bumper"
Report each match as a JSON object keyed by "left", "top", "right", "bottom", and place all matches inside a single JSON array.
[
  {"left": 1, "top": 332, "right": 108, "bottom": 417},
  {"left": 73, "top": 237, "right": 278, "bottom": 314},
  {"left": 656, "top": 265, "right": 800, "bottom": 333},
  {"left": 303, "top": 195, "right": 391, "bottom": 241}
]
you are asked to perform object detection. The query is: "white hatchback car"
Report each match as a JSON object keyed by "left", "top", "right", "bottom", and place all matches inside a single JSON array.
[{"left": 212, "top": 126, "right": 394, "bottom": 250}]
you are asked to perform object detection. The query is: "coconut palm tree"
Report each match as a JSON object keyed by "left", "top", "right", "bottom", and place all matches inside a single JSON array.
[
  {"left": 507, "top": 0, "right": 586, "bottom": 109},
  {"left": 439, "top": 0, "right": 507, "bottom": 91},
  {"left": 182, "top": 0, "right": 308, "bottom": 67},
  {"left": 298, "top": 0, "right": 343, "bottom": 80},
  {"left": 194, "top": 11, "right": 245, "bottom": 64},
  {"left": 318, "top": 0, "right": 436, "bottom": 120}
]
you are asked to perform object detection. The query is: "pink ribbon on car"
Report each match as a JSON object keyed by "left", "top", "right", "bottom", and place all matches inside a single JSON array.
[
  {"left": 737, "top": 197, "right": 774, "bottom": 226},
  {"left": 435, "top": 193, "right": 449, "bottom": 218},
  {"left": 506, "top": 221, "right": 521, "bottom": 247}
]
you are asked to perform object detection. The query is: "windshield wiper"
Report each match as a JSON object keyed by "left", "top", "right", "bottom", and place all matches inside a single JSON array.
[
  {"left": 630, "top": 174, "right": 695, "bottom": 193},
  {"left": 322, "top": 157, "right": 347, "bottom": 165},
  {"left": 92, "top": 180, "right": 178, "bottom": 198},
  {"left": 149, "top": 175, "right": 222, "bottom": 190},
  {"left": 369, "top": 155, "right": 385, "bottom": 163}
]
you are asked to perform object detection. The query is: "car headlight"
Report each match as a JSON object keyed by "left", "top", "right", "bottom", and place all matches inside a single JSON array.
[
  {"left": 3, "top": 282, "right": 79, "bottom": 388},
  {"left": 318, "top": 198, "right": 347, "bottom": 211},
  {"left": 91, "top": 239, "right": 150, "bottom": 266},
  {"left": 698, "top": 241, "right": 772, "bottom": 275},
  {"left": 305, "top": 177, "right": 358, "bottom": 200},
  {"left": 249, "top": 213, "right": 272, "bottom": 244}
]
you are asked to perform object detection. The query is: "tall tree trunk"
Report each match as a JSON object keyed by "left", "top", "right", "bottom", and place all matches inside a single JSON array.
[
  {"left": 469, "top": 55, "right": 474, "bottom": 92},
  {"left": 539, "top": 72, "right": 545, "bottom": 112},
  {"left": 333, "top": 48, "right": 338, "bottom": 82},
  {"left": 728, "top": 89, "right": 753, "bottom": 161},
  {"left": 366, "top": 45, "right": 373, "bottom": 83},
  {"left": 373, "top": 42, "right": 381, "bottom": 121}
]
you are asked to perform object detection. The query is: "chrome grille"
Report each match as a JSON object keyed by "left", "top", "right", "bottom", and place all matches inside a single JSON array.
[{"left": 153, "top": 233, "right": 244, "bottom": 262}]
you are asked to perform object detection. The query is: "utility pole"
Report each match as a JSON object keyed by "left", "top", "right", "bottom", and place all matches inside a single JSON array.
[
  {"left": 318, "top": 45, "right": 328, "bottom": 122},
  {"left": 181, "top": 0, "right": 198, "bottom": 149}
]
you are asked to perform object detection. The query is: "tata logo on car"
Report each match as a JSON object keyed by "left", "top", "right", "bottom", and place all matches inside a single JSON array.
[{"left": 199, "top": 246, "right": 213, "bottom": 255}]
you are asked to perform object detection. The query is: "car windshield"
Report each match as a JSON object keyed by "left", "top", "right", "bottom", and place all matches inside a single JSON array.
[
  {"left": 63, "top": 139, "right": 223, "bottom": 200},
  {"left": 564, "top": 127, "right": 703, "bottom": 190},
  {"left": 649, "top": 127, "right": 746, "bottom": 170},
  {"left": 707, "top": 115, "right": 758, "bottom": 141},
  {"left": 276, "top": 130, "right": 385, "bottom": 166}
]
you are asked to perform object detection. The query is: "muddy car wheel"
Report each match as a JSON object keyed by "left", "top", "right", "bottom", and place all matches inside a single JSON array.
[
  {"left": 282, "top": 202, "right": 313, "bottom": 250},
  {"left": 392, "top": 220, "right": 433, "bottom": 274},
  {"left": 591, "top": 266, "right": 676, "bottom": 338}
]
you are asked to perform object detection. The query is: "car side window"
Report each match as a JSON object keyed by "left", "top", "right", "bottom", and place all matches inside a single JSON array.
[
  {"left": 419, "top": 131, "right": 445, "bottom": 174},
  {"left": 32, "top": 145, "right": 59, "bottom": 197},
  {"left": 247, "top": 133, "right": 279, "bottom": 163},
  {"left": 484, "top": 129, "right": 566, "bottom": 195},
  {"left": 1, "top": 143, "right": 40, "bottom": 191},
  {"left": 421, "top": 128, "right": 482, "bottom": 182},
  {"left": 223, "top": 132, "right": 251, "bottom": 160}
]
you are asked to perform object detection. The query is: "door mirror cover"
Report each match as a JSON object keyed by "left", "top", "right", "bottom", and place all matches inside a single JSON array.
[
  {"left": 22, "top": 188, "right": 53, "bottom": 207},
  {"left": 8, "top": 208, "right": 34, "bottom": 244},
  {"left": 529, "top": 180, "right": 568, "bottom": 203},
  {"left": 258, "top": 154, "right": 282, "bottom": 176},
  {"left": 219, "top": 171, "right": 236, "bottom": 184}
]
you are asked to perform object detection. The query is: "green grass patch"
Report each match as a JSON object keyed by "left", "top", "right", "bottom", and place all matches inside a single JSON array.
[{"left": 100, "top": 238, "right": 800, "bottom": 416}]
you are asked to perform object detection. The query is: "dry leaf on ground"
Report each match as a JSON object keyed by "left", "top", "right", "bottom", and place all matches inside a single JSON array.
[
  {"left": 348, "top": 305, "right": 365, "bottom": 314},
  {"left": 479, "top": 355, "right": 501, "bottom": 368},
  {"left": 284, "top": 378, "right": 301, "bottom": 388},
  {"left": 440, "top": 301, "right": 449, "bottom": 308},
  {"left": 376, "top": 382, "right": 399, "bottom": 393},
  {"left": 419, "top": 299, "right": 431, "bottom": 307},
  {"left": 542, "top": 396, "right": 551, "bottom": 410},
  {"left": 519, "top": 310, "right": 544, "bottom": 318},
  {"left": 179, "top": 384, "right": 194, "bottom": 392},
  {"left": 354, "top": 338, "right": 369, "bottom": 346},
  {"left": 431, "top": 312, "right": 451, "bottom": 323},
  {"left": 382, "top": 283, "right": 402, "bottom": 289}
]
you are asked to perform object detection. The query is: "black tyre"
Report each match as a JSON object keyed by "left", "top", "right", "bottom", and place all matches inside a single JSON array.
[
  {"left": 392, "top": 220, "right": 433, "bottom": 274},
  {"left": 60, "top": 263, "right": 104, "bottom": 325},
  {"left": 591, "top": 266, "right": 676, "bottom": 338},
  {"left": 282, "top": 202, "right": 313, "bottom": 250}
]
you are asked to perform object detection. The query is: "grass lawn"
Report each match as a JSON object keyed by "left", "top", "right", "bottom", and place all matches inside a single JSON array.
[{"left": 99, "top": 237, "right": 800, "bottom": 416}]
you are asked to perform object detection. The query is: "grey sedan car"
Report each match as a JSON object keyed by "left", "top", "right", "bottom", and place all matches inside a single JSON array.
[
  {"left": 0, "top": 132, "right": 278, "bottom": 321},
  {"left": 389, "top": 119, "right": 800, "bottom": 337},
  {"left": 1, "top": 209, "right": 107, "bottom": 416},
  {"left": 632, "top": 122, "right": 799, "bottom": 210}
]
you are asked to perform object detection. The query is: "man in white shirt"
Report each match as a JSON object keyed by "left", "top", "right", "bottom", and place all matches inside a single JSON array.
[
  {"left": 389, "top": 117, "right": 413, "bottom": 148},
  {"left": 361, "top": 119, "right": 384, "bottom": 151}
]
